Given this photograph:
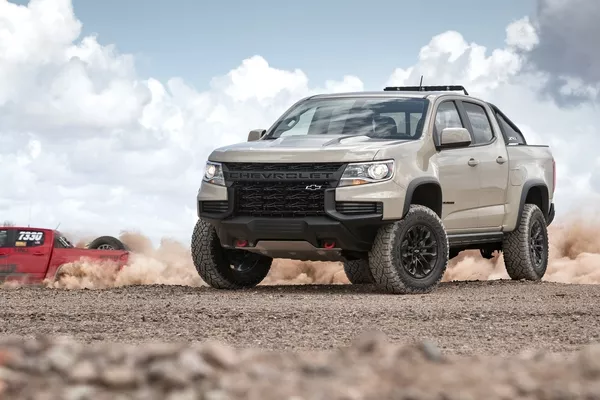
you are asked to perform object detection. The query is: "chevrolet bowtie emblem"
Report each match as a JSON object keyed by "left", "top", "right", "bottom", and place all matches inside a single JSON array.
[{"left": 305, "top": 185, "right": 322, "bottom": 190}]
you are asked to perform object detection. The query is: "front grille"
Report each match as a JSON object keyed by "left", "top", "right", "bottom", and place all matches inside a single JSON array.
[
  {"left": 336, "top": 201, "right": 382, "bottom": 215},
  {"left": 224, "top": 162, "right": 344, "bottom": 218},
  {"left": 233, "top": 181, "right": 330, "bottom": 217},
  {"left": 201, "top": 201, "right": 229, "bottom": 214}
]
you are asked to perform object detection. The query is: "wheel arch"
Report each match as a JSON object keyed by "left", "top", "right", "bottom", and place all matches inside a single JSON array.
[
  {"left": 517, "top": 180, "right": 550, "bottom": 226},
  {"left": 402, "top": 177, "right": 443, "bottom": 218}
]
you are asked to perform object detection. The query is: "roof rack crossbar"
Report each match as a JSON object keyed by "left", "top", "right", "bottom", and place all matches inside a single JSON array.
[{"left": 383, "top": 85, "right": 469, "bottom": 96}]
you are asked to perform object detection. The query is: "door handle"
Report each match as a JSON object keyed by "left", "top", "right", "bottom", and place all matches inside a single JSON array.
[
  {"left": 496, "top": 156, "right": 507, "bottom": 164},
  {"left": 468, "top": 158, "right": 479, "bottom": 167},
  {"left": 32, "top": 251, "right": 44, "bottom": 256}
]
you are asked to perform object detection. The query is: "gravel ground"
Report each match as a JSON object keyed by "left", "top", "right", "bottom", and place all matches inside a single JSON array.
[
  {"left": 1, "top": 280, "right": 599, "bottom": 356},
  {"left": 1, "top": 332, "right": 600, "bottom": 399}
]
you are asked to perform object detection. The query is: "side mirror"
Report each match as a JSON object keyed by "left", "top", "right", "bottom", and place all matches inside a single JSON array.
[
  {"left": 438, "top": 127, "right": 472, "bottom": 149},
  {"left": 248, "top": 129, "right": 266, "bottom": 142}
]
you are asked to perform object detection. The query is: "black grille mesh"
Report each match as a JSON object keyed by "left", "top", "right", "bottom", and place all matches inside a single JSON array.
[{"left": 233, "top": 181, "right": 330, "bottom": 217}]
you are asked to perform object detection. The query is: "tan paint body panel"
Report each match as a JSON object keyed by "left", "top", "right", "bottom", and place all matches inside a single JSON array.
[{"left": 200, "top": 91, "right": 554, "bottom": 240}]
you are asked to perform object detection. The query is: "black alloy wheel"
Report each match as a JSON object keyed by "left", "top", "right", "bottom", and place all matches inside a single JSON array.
[{"left": 399, "top": 225, "right": 438, "bottom": 279}]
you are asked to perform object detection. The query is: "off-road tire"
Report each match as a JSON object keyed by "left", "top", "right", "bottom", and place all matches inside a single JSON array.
[
  {"left": 191, "top": 218, "right": 272, "bottom": 289},
  {"left": 368, "top": 205, "right": 449, "bottom": 294},
  {"left": 343, "top": 259, "right": 374, "bottom": 284},
  {"left": 87, "top": 236, "right": 129, "bottom": 251},
  {"left": 502, "top": 203, "right": 549, "bottom": 281}
]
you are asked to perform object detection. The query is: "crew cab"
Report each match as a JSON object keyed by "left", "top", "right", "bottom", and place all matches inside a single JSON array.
[
  {"left": 0, "top": 226, "right": 129, "bottom": 284},
  {"left": 191, "top": 85, "right": 556, "bottom": 294}
]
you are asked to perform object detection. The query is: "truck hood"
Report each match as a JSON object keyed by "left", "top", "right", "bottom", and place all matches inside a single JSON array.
[{"left": 208, "top": 135, "right": 410, "bottom": 163}]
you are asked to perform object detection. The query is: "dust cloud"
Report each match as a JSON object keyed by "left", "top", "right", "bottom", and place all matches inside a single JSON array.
[
  {"left": 46, "top": 232, "right": 204, "bottom": 289},
  {"left": 35, "top": 215, "right": 600, "bottom": 289}
]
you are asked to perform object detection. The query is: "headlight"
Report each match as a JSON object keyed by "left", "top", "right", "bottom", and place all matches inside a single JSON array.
[
  {"left": 339, "top": 160, "right": 395, "bottom": 187},
  {"left": 203, "top": 161, "right": 225, "bottom": 186}
]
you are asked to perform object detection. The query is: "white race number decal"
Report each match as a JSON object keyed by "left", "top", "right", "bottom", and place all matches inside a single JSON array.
[{"left": 18, "top": 231, "right": 43, "bottom": 241}]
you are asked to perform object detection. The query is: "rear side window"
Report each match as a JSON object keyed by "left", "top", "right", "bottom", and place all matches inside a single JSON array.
[
  {"left": 14, "top": 230, "right": 45, "bottom": 247},
  {"left": 0, "top": 230, "right": 8, "bottom": 248},
  {"left": 495, "top": 111, "right": 526, "bottom": 145},
  {"left": 463, "top": 102, "right": 494, "bottom": 145}
]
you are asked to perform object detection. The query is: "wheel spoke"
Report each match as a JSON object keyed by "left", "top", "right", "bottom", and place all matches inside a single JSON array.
[
  {"left": 528, "top": 220, "right": 546, "bottom": 269},
  {"left": 399, "top": 224, "right": 439, "bottom": 279}
]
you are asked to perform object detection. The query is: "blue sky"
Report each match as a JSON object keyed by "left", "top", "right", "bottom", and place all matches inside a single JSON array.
[{"left": 11, "top": 0, "right": 536, "bottom": 90}]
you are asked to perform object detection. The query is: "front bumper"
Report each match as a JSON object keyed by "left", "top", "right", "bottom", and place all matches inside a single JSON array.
[
  {"left": 201, "top": 188, "right": 387, "bottom": 250},
  {"left": 198, "top": 187, "right": 390, "bottom": 256}
]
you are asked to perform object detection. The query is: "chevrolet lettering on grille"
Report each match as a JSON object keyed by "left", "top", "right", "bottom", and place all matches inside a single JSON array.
[{"left": 226, "top": 171, "right": 334, "bottom": 181}]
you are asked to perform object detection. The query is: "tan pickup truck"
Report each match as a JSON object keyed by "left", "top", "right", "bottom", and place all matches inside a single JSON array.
[{"left": 192, "top": 85, "right": 556, "bottom": 294}]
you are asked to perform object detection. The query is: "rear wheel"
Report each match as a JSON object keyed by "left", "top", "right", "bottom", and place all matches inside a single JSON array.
[
  {"left": 343, "top": 259, "right": 374, "bottom": 284},
  {"left": 502, "top": 203, "right": 549, "bottom": 280},
  {"left": 87, "top": 236, "right": 129, "bottom": 251},
  {"left": 191, "top": 219, "right": 272, "bottom": 289},
  {"left": 368, "top": 205, "right": 449, "bottom": 294}
]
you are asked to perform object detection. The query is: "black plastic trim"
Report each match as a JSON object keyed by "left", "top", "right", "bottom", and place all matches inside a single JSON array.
[
  {"left": 402, "top": 177, "right": 443, "bottom": 217},
  {"left": 201, "top": 189, "right": 391, "bottom": 253},
  {"left": 515, "top": 180, "right": 550, "bottom": 230},
  {"left": 547, "top": 203, "right": 555, "bottom": 226},
  {"left": 210, "top": 216, "right": 382, "bottom": 252},
  {"left": 448, "top": 232, "right": 504, "bottom": 246},
  {"left": 198, "top": 187, "right": 236, "bottom": 220}
]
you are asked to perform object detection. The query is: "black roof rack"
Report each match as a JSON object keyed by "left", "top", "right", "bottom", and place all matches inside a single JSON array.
[{"left": 383, "top": 85, "right": 469, "bottom": 96}]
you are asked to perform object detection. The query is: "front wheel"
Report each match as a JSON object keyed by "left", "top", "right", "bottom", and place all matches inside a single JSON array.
[
  {"left": 502, "top": 203, "right": 549, "bottom": 280},
  {"left": 368, "top": 205, "right": 449, "bottom": 294},
  {"left": 191, "top": 219, "right": 272, "bottom": 289}
]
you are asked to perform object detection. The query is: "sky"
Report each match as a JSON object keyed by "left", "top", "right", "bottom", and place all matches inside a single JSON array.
[{"left": 0, "top": 0, "right": 599, "bottom": 244}]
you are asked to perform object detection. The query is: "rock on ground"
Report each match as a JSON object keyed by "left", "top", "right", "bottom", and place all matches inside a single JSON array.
[{"left": 0, "top": 333, "right": 599, "bottom": 399}]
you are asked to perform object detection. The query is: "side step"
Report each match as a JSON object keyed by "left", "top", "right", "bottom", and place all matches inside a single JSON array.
[{"left": 447, "top": 232, "right": 504, "bottom": 247}]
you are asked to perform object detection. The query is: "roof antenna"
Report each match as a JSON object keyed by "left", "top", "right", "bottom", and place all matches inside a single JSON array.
[
  {"left": 55, "top": 222, "right": 61, "bottom": 231},
  {"left": 27, "top": 201, "right": 32, "bottom": 227},
  {"left": 419, "top": 75, "right": 424, "bottom": 91}
]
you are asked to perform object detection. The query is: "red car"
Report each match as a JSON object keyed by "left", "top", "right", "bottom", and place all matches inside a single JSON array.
[{"left": 0, "top": 226, "right": 129, "bottom": 284}]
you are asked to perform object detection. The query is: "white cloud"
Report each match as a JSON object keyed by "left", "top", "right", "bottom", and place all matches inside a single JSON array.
[{"left": 0, "top": 0, "right": 597, "bottom": 244}]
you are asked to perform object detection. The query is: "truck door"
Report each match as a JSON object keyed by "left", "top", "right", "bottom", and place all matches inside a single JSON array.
[
  {"left": 10, "top": 228, "right": 52, "bottom": 282},
  {"left": 434, "top": 100, "right": 481, "bottom": 232},
  {"left": 0, "top": 229, "right": 13, "bottom": 283},
  {"left": 457, "top": 100, "right": 509, "bottom": 228}
]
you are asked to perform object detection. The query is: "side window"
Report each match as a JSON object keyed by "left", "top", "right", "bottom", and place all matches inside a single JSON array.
[
  {"left": 434, "top": 101, "right": 464, "bottom": 133},
  {"left": 495, "top": 111, "right": 526, "bottom": 145},
  {"left": 14, "top": 230, "right": 45, "bottom": 248},
  {"left": 0, "top": 230, "right": 9, "bottom": 248},
  {"left": 463, "top": 102, "right": 494, "bottom": 145}
]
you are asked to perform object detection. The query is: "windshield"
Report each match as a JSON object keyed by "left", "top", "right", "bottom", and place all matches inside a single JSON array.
[{"left": 265, "top": 96, "right": 430, "bottom": 140}]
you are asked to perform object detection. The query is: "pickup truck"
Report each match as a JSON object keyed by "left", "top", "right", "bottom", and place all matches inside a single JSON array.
[
  {"left": 0, "top": 226, "right": 129, "bottom": 284},
  {"left": 192, "top": 85, "right": 556, "bottom": 294}
]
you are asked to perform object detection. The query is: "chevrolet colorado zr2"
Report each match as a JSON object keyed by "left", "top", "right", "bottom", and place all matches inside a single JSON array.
[{"left": 191, "top": 85, "right": 556, "bottom": 294}]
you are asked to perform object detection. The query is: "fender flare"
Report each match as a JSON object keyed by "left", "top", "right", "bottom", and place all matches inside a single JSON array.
[
  {"left": 516, "top": 179, "right": 550, "bottom": 226},
  {"left": 402, "top": 176, "right": 443, "bottom": 217}
]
